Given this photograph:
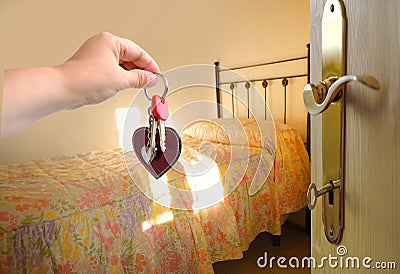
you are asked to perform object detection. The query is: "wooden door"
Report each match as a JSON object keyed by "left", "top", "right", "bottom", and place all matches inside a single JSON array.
[{"left": 310, "top": 0, "right": 399, "bottom": 273}]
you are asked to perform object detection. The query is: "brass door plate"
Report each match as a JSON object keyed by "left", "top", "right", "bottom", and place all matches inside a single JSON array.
[{"left": 321, "top": 0, "right": 346, "bottom": 244}]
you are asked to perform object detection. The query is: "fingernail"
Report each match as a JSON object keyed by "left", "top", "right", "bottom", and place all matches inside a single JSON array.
[
  {"left": 146, "top": 73, "right": 158, "bottom": 87},
  {"left": 147, "top": 73, "right": 157, "bottom": 82}
]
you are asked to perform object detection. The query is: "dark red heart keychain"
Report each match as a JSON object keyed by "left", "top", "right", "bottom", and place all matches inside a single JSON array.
[
  {"left": 132, "top": 73, "right": 181, "bottom": 179},
  {"left": 132, "top": 126, "right": 181, "bottom": 179}
]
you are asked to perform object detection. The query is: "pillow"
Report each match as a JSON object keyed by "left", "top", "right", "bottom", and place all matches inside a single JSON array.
[{"left": 181, "top": 118, "right": 277, "bottom": 148}]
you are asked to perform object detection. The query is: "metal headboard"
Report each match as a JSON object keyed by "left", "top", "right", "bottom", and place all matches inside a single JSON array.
[{"left": 214, "top": 44, "right": 310, "bottom": 154}]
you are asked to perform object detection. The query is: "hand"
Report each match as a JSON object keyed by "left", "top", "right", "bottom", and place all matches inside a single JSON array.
[
  {"left": 60, "top": 32, "right": 160, "bottom": 108},
  {"left": 1, "top": 32, "right": 160, "bottom": 138}
]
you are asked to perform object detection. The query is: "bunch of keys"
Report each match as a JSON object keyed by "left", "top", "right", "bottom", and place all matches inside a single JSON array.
[
  {"left": 132, "top": 73, "right": 181, "bottom": 179},
  {"left": 144, "top": 93, "right": 169, "bottom": 163}
]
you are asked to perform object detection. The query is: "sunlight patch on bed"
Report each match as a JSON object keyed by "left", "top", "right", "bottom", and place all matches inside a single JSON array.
[
  {"left": 182, "top": 154, "right": 224, "bottom": 211},
  {"left": 149, "top": 174, "right": 172, "bottom": 207},
  {"left": 142, "top": 174, "right": 175, "bottom": 231},
  {"left": 142, "top": 211, "right": 174, "bottom": 231}
]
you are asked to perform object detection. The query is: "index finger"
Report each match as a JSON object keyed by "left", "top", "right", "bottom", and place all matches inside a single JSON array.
[{"left": 117, "top": 37, "right": 160, "bottom": 74}]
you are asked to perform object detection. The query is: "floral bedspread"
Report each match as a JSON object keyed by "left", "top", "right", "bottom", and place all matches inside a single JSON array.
[{"left": 0, "top": 120, "right": 309, "bottom": 273}]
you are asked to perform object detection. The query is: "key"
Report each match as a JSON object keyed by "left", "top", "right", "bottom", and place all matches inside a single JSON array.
[
  {"left": 157, "top": 119, "right": 166, "bottom": 152},
  {"left": 152, "top": 94, "right": 168, "bottom": 153},
  {"left": 146, "top": 115, "right": 158, "bottom": 163}
]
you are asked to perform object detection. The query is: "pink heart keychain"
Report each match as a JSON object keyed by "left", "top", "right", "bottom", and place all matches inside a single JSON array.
[{"left": 152, "top": 95, "right": 169, "bottom": 121}]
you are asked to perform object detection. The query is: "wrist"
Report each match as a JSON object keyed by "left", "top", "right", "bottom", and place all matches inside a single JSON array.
[{"left": 55, "top": 61, "right": 86, "bottom": 110}]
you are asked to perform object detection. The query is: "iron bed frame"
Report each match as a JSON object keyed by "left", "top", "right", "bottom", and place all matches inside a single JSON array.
[{"left": 213, "top": 44, "right": 311, "bottom": 245}]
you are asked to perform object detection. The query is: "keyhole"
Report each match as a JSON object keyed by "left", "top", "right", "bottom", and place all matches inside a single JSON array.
[{"left": 328, "top": 180, "right": 334, "bottom": 205}]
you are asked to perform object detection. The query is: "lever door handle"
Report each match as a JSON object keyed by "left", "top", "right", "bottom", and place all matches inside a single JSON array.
[
  {"left": 303, "top": 74, "right": 380, "bottom": 243},
  {"left": 303, "top": 75, "right": 380, "bottom": 115}
]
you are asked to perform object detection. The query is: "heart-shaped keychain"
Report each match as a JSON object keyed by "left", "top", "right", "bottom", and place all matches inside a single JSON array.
[
  {"left": 152, "top": 95, "right": 169, "bottom": 121},
  {"left": 133, "top": 127, "right": 181, "bottom": 179},
  {"left": 132, "top": 73, "right": 182, "bottom": 179}
]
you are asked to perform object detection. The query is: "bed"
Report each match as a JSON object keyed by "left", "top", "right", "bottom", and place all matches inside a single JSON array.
[{"left": 0, "top": 52, "right": 310, "bottom": 273}]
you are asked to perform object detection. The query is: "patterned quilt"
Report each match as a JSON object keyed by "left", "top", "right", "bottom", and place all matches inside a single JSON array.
[{"left": 0, "top": 119, "right": 310, "bottom": 273}]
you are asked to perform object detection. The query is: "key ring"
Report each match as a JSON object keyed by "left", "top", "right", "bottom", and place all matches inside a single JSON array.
[{"left": 144, "top": 73, "right": 168, "bottom": 101}]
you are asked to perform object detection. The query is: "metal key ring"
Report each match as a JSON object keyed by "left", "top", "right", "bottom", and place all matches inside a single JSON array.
[{"left": 144, "top": 73, "right": 168, "bottom": 101}]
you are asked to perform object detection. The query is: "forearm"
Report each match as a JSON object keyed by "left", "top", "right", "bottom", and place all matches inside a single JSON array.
[
  {"left": 0, "top": 33, "right": 159, "bottom": 138},
  {"left": 1, "top": 66, "right": 72, "bottom": 138}
]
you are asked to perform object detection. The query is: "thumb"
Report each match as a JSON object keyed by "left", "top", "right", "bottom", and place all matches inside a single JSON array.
[{"left": 125, "top": 69, "right": 157, "bottom": 89}]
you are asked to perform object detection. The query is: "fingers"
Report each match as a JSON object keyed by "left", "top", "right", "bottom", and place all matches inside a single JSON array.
[
  {"left": 72, "top": 32, "right": 161, "bottom": 91},
  {"left": 124, "top": 69, "right": 158, "bottom": 89},
  {"left": 115, "top": 34, "right": 160, "bottom": 89},
  {"left": 117, "top": 37, "right": 160, "bottom": 75}
]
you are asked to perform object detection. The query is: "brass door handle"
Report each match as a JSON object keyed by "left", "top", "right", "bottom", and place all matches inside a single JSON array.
[
  {"left": 304, "top": 74, "right": 380, "bottom": 244},
  {"left": 303, "top": 75, "right": 380, "bottom": 115},
  {"left": 305, "top": 0, "right": 382, "bottom": 244}
]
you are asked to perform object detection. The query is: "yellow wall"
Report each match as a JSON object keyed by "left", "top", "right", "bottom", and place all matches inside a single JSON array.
[{"left": 0, "top": 0, "right": 309, "bottom": 164}]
